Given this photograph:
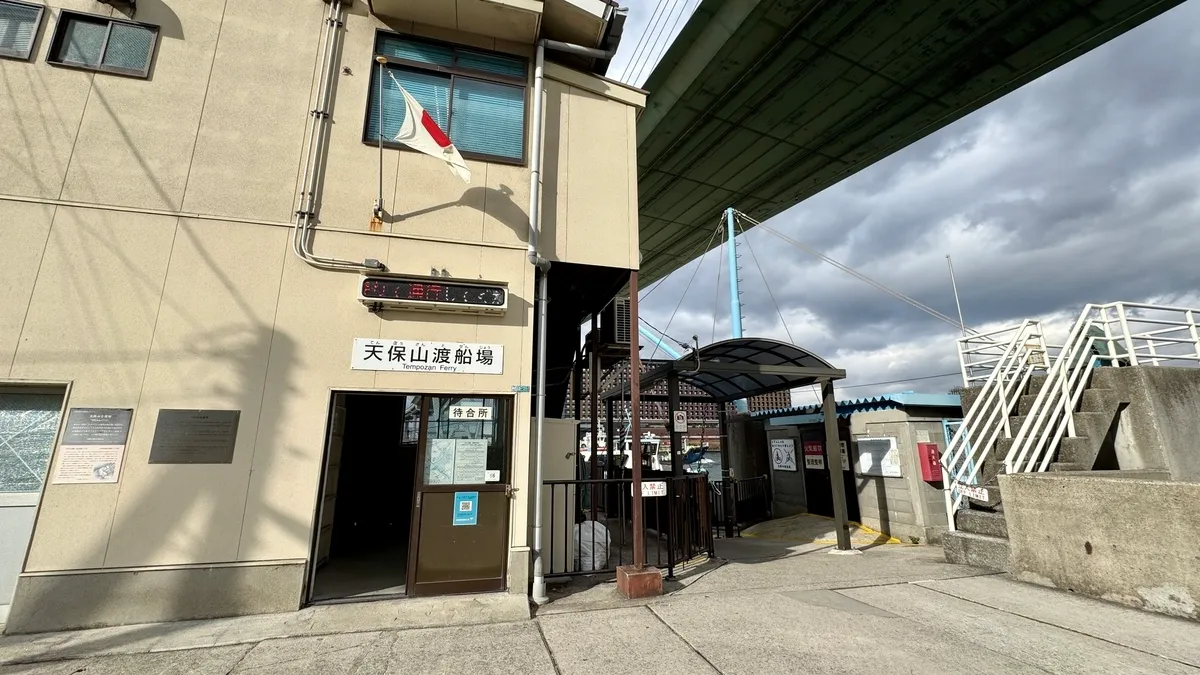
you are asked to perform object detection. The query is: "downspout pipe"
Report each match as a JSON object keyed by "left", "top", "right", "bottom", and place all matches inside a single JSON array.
[{"left": 529, "top": 36, "right": 618, "bottom": 606}]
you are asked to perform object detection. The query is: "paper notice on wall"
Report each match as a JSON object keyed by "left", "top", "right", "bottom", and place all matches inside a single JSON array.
[
  {"left": 916, "top": 429, "right": 931, "bottom": 443},
  {"left": 425, "top": 439, "right": 456, "bottom": 485},
  {"left": 53, "top": 446, "right": 124, "bottom": 484},
  {"left": 453, "top": 439, "right": 488, "bottom": 484}
]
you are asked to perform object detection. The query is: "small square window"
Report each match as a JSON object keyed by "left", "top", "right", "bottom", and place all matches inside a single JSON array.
[
  {"left": 0, "top": 0, "right": 44, "bottom": 61},
  {"left": 47, "top": 10, "right": 157, "bottom": 78}
]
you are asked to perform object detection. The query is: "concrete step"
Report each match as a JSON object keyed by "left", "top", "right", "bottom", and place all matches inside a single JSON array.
[
  {"left": 1017, "top": 393, "right": 1040, "bottom": 415},
  {"left": 1026, "top": 374, "right": 1049, "bottom": 395},
  {"left": 943, "top": 531, "right": 1010, "bottom": 572},
  {"left": 955, "top": 509, "right": 1007, "bottom": 538},
  {"left": 1049, "top": 461, "right": 1088, "bottom": 472},
  {"left": 1057, "top": 436, "right": 1094, "bottom": 465},
  {"left": 1080, "top": 387, "right": 1120, "bottom": 413}
]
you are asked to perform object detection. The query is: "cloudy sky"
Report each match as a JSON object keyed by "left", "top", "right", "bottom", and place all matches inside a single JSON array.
[{"left": 607, "top": 1, "right": 1200, "bottom": 407}]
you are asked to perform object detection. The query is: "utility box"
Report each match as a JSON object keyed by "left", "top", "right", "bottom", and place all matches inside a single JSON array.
[{"left": 918, "top": 442, "right": 943, "bottom": 482}]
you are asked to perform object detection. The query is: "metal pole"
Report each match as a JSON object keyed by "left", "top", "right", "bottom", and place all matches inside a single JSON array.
[
  {"left": 946, "top": 254, "right": 966, "bottom": 337},
  {"left": 719, "top": 408, "right": 733, "bottom": 538},
  {"left": 590, "top": 313, "right": 600, "bottom": 481},
  {"left": 375, "top": 56, "right": 386, "bottom": 217},
  {"left": 822, "top": 379, "right": 853, "bottom": 551},
  {"left": 629, "top": 271, "right": 646, "bottom": 568},
  {"left": 726, "top": 208, "right": 748, "bottom": 413},
  {"left": 668, "top": 371, "right": 683, "bottom": 477}
]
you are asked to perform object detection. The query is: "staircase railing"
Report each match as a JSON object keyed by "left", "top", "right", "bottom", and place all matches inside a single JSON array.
[
  {"left": 942, "top": 320, "right": 1049, "bottom": 521},
  {"left": 1004, "top": 302, "right": 1200, "bottom": 474}
]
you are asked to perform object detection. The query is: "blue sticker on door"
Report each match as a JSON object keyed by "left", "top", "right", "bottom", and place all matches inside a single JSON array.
[{"left": 453, "top": 491, "right": 479, "bottom": 526}]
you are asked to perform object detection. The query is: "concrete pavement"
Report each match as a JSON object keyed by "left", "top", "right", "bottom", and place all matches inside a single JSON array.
[{"left": 3, "top": 539, "right": 1199, "bottom": 674}]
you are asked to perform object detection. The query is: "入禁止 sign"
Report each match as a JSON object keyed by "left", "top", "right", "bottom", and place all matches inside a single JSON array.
[
  {"left": 672, "top": 410, "right": 687, "bottom": 433},
  {"left": 771, "top": 438, "right": 797, "bottom": 471},
  {"left": 351, "top": 338, "right": 502, "bottom": 374},
  {"left": 632, "top": 480, "right": 667, "bottom": 497}
]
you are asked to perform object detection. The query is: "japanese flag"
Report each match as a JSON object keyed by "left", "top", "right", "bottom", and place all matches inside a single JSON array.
[{"left": 388, "top": 72, "right": 471, "bottom": 183}]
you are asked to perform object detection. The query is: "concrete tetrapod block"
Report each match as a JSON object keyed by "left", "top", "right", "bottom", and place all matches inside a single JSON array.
[{"left": 616, "top": 565, "right": 663, "bottom": 599}]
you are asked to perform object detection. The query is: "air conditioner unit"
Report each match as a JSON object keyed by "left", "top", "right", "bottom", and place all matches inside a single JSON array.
[{"left": 600, "top": 297, "right": 631, "bottom": 345}]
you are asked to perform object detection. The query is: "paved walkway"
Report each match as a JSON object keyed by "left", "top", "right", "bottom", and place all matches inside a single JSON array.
[{"left": 3, "top": 538, "right": 1199, "bottom": 674}]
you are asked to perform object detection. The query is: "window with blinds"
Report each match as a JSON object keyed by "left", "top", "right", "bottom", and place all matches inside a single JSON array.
[
  {"left": 0, "top": 0, "right": 43, "bottom": 60},
  {"left": 47, "top": 11, "right": 158, "bottom": 78},
  {"left": 365, "top": 33, "right": 528, "bottom": 164}
]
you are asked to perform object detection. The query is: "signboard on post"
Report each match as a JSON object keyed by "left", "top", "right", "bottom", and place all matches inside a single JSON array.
[
  {"left": 351, "top": 338, "right": 503, "bottom": 375},
  {"left": 672, "top": 410, "right": 687, "bottom": 433},
  {"left": 770, "top": 438, "right": 797, "bottom": 471}
]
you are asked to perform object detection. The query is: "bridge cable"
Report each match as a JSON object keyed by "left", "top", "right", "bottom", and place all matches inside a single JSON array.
[
  {"left": 736, "top": 211, "right": 975, "bottom": 335},
  {"left": 649, "top": 217, "right": 724, "bottom": 360}
]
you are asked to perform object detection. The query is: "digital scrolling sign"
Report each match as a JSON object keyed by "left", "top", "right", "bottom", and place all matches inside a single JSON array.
[{"left": 359, "top": 276, "right": 507, "bottom": 313}]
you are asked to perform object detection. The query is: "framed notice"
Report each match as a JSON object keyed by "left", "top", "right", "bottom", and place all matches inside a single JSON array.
[
  {"left": 857, "top": 437, "right": 902, "bottom": 478},
  {"left": 770, "top": 438, "right": 797, "bottom": 471},
  {"left": 52, "top": 408, "right": 133, "bottom": 484}
]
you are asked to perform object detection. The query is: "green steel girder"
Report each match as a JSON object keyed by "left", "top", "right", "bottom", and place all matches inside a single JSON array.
[{"left": 635, "top": 0, "right": 1186, "bottom": 286}]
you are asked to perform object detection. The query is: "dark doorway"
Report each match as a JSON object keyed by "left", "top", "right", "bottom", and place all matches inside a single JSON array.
[
  {"left": 309, "top": 393, "right": 420, "bottom": 602},
  {"left": 799, "top": 425, "right": 861, "bottom": 523}
]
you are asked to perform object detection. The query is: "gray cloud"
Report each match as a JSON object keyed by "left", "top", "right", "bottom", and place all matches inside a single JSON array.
[{"left": 634, "top": 1, "right": 1200, "bottom": 404}]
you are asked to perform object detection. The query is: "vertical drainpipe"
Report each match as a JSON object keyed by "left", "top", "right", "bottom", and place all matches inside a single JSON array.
[
  {"left": 726, "top": 208, "right": 748, "bottom": 413},
  {"left": 528, "top": 41, "right": 551, "bottom": 607}
]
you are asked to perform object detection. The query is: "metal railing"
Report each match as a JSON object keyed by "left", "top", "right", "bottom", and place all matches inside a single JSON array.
[
  {"left": 942, "top": 320, "right": 1049, "bottom": 519},
  {"left": 1004, "top": 302, "right": 1200, "bottom": 474},
  {"left": 543, "top": 474, "right": 713, "bottom": 580},
  {"left": 946, "top": 301, "right": 1200, "bottom": 528},
  {"left": 709, "top": 475, "right": 771, "bottom": 538}
]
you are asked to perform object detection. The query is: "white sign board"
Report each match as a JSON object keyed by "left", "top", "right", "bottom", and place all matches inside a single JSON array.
[
  {"left": 770, "top": 438, "right": 797, "bottom": 471},
  {"left": 672, "top": 410, "right": 687, "bottom": 433},
  {"left": 449, "top": 405, "right": 493, "bottom": 421},
  {"left": 802, "top": 440, "right": 850, "bottom": 472},
  {"left": 52, "top": 408, "right": 132, "bottom": 485},
  {"left": 633, "top": 480, "right": 668, "bottom": 497},
  {"left": 916, "top": 429, "right": 931, "bottom": 443},
  {"left": 452, "top": 439, "right": 488, "bottom": 484},
  {"left": 351, "top": 338, "right": 503, "bottom": 374},
  {"left": 954, "top": 483, "right": 989, "bottom": 502},
  {"left": 856, "top": 437, "right": 902, "bottom": 478}
]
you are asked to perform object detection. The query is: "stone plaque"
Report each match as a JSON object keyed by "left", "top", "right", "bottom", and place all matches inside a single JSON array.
[{"left": 149, "top": 409, "right": 240, "bottom": 464}]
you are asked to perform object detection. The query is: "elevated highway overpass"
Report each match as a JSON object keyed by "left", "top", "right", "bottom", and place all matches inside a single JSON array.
[{"left": 635, "top": 0, "right": 1186, "bottom": 286}]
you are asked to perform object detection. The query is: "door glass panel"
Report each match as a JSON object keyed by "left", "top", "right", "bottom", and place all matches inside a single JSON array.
[
  {"left": 0, "top": 394, "right": 63, "bottom": 493},
  {"left": 422, "top": 397, "right": 510, "bottom": 485}
]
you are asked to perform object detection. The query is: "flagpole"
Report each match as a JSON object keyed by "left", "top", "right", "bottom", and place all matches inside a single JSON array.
[{"left": 375, "top": 55, "right": 387, "bottom": 219}]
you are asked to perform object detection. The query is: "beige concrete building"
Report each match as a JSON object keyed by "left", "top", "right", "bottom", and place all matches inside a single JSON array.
[{"left": 0, "top": 0, "right": 642, "bottom": 632}]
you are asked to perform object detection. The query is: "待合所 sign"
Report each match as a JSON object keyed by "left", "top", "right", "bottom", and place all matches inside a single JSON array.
[
  {"left": 453, "top": 491, "right": 479, "bottom": 526},
  {"left": 449, "top": 405, "right": 492, "bottom": 421},
  {"left": 351, "top": 339, "right": 503, "bottom": 375},
  {"left": 770, "top": 439, "right": 797, "bottom": 471}
]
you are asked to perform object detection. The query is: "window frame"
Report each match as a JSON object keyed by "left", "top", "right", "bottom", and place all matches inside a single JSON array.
[
  {"left": 0, "top": 0, "right": 45, "bottom": 61},
  {"left": 46, "top": 9, "right": 159, "bottom": 79},
  {"left": 362, "top": 29, "right": 529, "bottom": 166}
]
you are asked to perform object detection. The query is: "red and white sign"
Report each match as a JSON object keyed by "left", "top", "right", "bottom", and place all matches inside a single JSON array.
[
  {"left": 802, "top": 441, "right": 825, "bottom": 470},
  {"left": 632, "top": 481, "right": 667, "bottom": 497}
]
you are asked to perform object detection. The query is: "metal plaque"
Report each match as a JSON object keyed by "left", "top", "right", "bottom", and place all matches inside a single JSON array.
[
  {"left": 148, "top": 409, "right": 241, "bottom": 464},
  {"left": 62, "top": 408, "right": 132, "bottom": 446}
]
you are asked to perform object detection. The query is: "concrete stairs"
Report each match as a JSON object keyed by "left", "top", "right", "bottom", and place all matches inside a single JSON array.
[{"left": 943, "top": 371, "right": 1123, "bottom": 571}]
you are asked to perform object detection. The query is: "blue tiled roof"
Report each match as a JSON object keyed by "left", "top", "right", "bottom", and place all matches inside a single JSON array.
[{"left": 752, "top": 391, "right": 962, "bottom": 425}]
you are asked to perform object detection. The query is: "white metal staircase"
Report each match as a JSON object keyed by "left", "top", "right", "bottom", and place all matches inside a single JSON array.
[{"left": 942, "top": 302, "right": 1200, "bottom": 527}]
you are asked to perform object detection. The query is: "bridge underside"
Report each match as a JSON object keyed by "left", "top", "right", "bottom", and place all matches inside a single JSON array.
[{"left": 636, "top": 0, "right": 1186, "bottom": 285}]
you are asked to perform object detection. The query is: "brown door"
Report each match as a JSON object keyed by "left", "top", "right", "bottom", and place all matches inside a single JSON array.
[{"left": 407, "top": 395, "right": 513, "bottom": 596}]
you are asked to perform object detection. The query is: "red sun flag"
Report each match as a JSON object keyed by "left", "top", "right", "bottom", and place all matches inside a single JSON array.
[{"left": 388, "top": 72, "right": 470, "bottom": 183}]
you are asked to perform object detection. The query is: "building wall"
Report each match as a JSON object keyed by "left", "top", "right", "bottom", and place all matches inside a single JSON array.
[
  {"left": 0, "top": 0, "right": 642, "bottom": 630},
  {"left": 850, "top": 408, "right": 951, "bottom": 544}
]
